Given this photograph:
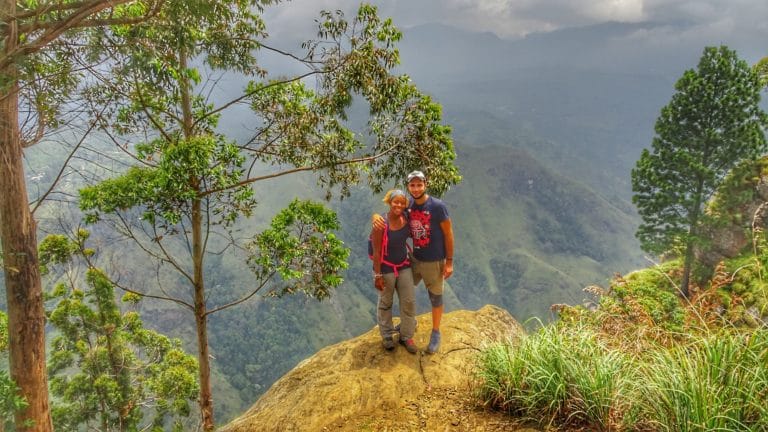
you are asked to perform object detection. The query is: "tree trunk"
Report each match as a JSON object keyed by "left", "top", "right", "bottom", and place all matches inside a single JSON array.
[
  {"left": 179, "top": 45, "right": 214, "bottom": 431},
  {"left": 0, "top": 1, "right": 53, "bottom": 429},
  {"left": 681, "top": 242, "right": 693, "bottom": 298},
  {"left": 681, "top": 183, "right": 705, "bottom": 299},
  {"left": 192, "top": 196, "right": 214, "bottom": 431}
]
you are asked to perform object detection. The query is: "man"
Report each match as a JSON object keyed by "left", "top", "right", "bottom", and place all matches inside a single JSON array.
[{"left": 373, "top": 170, "right": 454, "bottom": 353}]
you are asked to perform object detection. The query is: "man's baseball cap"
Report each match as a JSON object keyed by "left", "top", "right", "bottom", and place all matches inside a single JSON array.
[{"left": 406, "top": 170, "right": 426, "bottom": 182}]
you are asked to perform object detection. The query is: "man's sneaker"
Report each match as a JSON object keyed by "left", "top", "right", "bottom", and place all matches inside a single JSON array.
[
  {"left": 427, "top": 330, "right": 441, "bottom": 354},
  {"left": 382, "top": 336, "right": 395, "bottom": 351},
  {"left": 399, "top": 338, "right": 418, "bottom": 354}
]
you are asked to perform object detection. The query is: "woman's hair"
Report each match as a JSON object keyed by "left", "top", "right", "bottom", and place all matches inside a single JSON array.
[{"left": 382, "top": 189, "right": 409, "bottom": 206}]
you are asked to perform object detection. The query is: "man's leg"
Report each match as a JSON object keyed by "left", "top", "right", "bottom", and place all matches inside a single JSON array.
[{"left": 422, "top": 260, "right": 445, "bottom": 353}]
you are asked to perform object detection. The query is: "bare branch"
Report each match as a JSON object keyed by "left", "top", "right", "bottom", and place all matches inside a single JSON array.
[
  {"left": 201, "top": 146, "right": 398, "bottom": 197},
  {"left": 195, "top": 69, "right": 324, "bottom": 128},
  {"left": 30, "top": 109, "right": 104, "bottom": 215},
  {"left": 204, "top": 272, "right": 275, "bottom": 316}
]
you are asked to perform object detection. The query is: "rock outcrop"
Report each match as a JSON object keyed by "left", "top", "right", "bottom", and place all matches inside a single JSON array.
[
  {"left": 697, "top": 175, "right": 768, "bottom": 267},
  {"left": 220, "top": 305, "right": 524, "bottom": 432}
]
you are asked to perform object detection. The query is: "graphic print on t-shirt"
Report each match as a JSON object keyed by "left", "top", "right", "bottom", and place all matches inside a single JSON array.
[{"left": 409, "top": 209, "right": 431, "bottom": 248}]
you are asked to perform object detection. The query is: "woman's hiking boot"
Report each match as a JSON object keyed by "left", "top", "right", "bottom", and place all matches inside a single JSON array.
[
  {"left": 399, "top": 338, "right": 418, "bottom": 354},
  {"left": 382, "top": 335, "right": 395, "bottom": 351}
]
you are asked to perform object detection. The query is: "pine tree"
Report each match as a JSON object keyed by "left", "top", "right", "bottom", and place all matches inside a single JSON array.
[{"left": 632, "top": 46, "right": 768, "bottom": 297}]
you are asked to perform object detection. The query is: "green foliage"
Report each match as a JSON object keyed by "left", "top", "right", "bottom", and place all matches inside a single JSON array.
[
  {"left": 238, "top": 5, "right": 461, "bottom": 197},
  {"left": 41, "top": 233, "right": 199, "bottom": 432},
  {"left": 248, "top": 200, "right": 349, "bottom": 300},
  {"left": 80, "top": 134, "right": 253, "bottom": 228},
  {"left": 710, "top": 241, "right": 768, "bottom": 326},
  {"left": 755, "top": 56, "right": 768, "bottom": 88},
  {"left": 0, "top": 312, "right": 28, "bottom": 429},
  {"left": 706, "top": 157, "right": 768, "bottom": 227},
  {"left": 479, "top": 237, "right": 768, "bottom": 431},
  {"left": 0, "top": 370, "right": 29, "bottom": 431},
  {"left": 38, "top": 234, "right": 79, "bottom": 275},
  {"left": 631, "top": 45, "right": 767, "bottom": 294},
  {"left": 603, "top": 263, "right": 687, "bottom": 331},
  {"left": 0, "top": 311, "right": 7, "bottom": 353}
]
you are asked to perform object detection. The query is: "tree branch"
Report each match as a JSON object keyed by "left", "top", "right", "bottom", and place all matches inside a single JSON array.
[
  {"left": 200, "top": 146, "right": 397, "bottom": 198},
  {"left": 30, "top": 109, "right": 105, "bottom": 215},
  {"left": 0, "top": 0, "right": 162, "bottom": 70},
  {"left": 204, "top": 272, "right": 275, "bottom": 316}
]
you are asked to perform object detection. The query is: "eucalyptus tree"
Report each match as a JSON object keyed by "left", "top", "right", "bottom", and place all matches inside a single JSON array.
[
  {"left": 632, "top": 46, "right": 767, "bottom": 297},
  {"left": 77, "top": 2, "right": 460, "bottom": 430},
  {"left": 39, "top": 231, "right": 199, "bottom": 432},
  {"left": 0, "top": 1, "right": 163, "bottom": 430}
]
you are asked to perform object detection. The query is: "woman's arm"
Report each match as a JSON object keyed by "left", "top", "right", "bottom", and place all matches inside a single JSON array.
[{"left": 371, "top": 226, "right": 385, "bottom": 290}]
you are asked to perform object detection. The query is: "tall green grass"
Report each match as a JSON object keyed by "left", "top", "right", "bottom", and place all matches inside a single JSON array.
[
  {"left": 638, "top": 331, "right": 768, "bottom": 431},
  {"left": 475, "top": 323, "right": 635, "bottom": 430},
  {"left": 476, "top": 327, "right": 768, "bottom": 431}
]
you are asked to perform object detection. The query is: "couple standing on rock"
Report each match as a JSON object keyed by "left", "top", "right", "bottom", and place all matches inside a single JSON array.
[{"left": 370, "top": 170, "right": 455, "bottom": 354}]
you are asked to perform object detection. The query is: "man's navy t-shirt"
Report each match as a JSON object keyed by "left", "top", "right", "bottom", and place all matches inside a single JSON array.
[{"left": 407, "top": 196, "right": 449, "bottom": 262}]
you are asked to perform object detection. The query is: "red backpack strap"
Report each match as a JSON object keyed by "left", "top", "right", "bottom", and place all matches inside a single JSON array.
[{"left": 372, "top": 216, "right": 410, "bottom": 277}]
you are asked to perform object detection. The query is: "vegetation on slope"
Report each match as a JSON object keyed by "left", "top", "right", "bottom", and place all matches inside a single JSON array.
[{"left": 476, "top": 157, "right": 768, "bottom": 431}]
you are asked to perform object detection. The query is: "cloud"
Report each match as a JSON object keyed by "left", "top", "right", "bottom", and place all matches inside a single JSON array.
[{"left": 260, "top": 0, "right": 766, "bottom": 60}]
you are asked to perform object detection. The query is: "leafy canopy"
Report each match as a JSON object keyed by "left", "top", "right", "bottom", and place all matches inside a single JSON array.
[{"left": 40, "top": 231, "right": 199, "bottom": 432}]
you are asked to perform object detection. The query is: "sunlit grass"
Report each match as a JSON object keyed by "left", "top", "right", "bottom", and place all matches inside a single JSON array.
[
  {"left": 476, "top": 326, "right": 768, "bottom": 431},
  {"left": 476, "top": 323, "right": 636, "bottom": 430}
]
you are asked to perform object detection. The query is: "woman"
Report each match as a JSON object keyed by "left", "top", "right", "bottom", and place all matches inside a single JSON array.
[{"left": 370, "top": 189, "right": 417, "bottom": 353}]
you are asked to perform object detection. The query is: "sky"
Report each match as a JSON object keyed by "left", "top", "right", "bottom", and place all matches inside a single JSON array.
[{"left": 263, "top": 0, "right": 767, "bottom": 61}]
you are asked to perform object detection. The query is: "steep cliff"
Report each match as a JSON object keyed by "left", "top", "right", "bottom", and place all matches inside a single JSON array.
[{"left": 220, "top": 305, "right": 528, "bottom": 431}]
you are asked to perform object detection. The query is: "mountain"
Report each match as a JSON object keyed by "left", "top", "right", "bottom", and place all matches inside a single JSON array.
[
  {"left": 443, "top": 145, "right": 644, "bottom": 321},
  {"left": 219, "top": 306, "right": 525, "bottom": 432}
]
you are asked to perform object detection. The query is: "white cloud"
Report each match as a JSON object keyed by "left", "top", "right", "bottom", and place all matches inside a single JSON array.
[{"left": 260, "top": 0, "right": 767, "bottom": 60}]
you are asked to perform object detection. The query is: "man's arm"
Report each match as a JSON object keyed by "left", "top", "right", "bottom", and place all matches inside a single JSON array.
[{"left": 440, "top": 218, "right": 454, "bottom": 279}]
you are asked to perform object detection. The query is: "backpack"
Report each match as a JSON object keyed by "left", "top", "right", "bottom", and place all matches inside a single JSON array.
[{"left": 368, "top": 216, "right": 411, "bottom": 277}]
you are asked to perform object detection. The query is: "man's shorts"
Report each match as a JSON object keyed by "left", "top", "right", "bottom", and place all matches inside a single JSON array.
[{"left": 411, "top": 257, "right": 444, "bottom": 295}]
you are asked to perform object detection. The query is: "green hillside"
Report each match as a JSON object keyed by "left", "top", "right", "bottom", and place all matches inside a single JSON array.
[{"left": 445, "top": 145, "right": 644, "bottom": 321}]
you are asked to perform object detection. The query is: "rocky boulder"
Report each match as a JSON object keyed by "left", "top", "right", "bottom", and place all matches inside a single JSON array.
[
  {"left": 220, "top": 305, "right": 525, "bottom": 432},
  {"left": 697, "top": 172, "right": 768, "bottom": 267}
]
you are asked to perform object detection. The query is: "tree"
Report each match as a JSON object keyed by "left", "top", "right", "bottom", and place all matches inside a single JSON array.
[
  {"left": 0, "top": 1, "right": 162, "bottom": 430},
  {"left": 756, "top": 56, "right": 768, "bottom": 88},
  {"left": 39, "top": 231, "right": 199, "bottom": 432},
  {"left": 632, "top": 46, "right": 768, "bottom": 297},
  {"left": 77, "top": 3, "right": 460, "bottom": 430}
]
